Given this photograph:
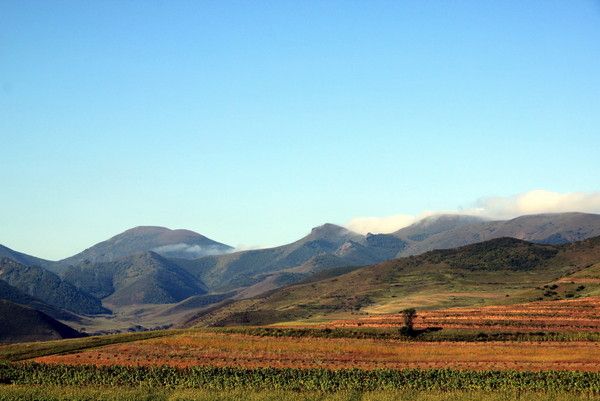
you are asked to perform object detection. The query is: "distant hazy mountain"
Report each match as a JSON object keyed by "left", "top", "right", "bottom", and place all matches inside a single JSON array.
[
  {"left": 0, "top": 244, "right": 52, "bottom": 267},
  {"left": 62, "top": 251, "right": 208, "bottom": 307},
  {"left": 175, "top": 223, "right": 367, "bottom": 291},
  {"left": 173, "top": 213, "right": 600, "bottom": 297},
  {"left": 395, "top": 212, "right": 600, "bottom": 256},
  {"left": 393, "top": 214, "right": 487, "bottom": 242},
  {"left": 0, "top": 299, "right": 81, "bottom": 343},
  {"left": 0, "top": 258, "right": 108, "bottom": 315},
  {"left": 59, "top": 226, "right": 233, "bottom": 266}
]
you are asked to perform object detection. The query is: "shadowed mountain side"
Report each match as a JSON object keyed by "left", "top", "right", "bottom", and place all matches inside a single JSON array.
[
  {"left": 0, "top": 258, "right": 108, "bottom": 315},
  {"left": 62, "top": 252, "right": 208, "bottom": 307},
  {"left": 0, "top": 299, "right": 82, "bottom": 343},
  {"left": 59, "top": 226, "right": 233, "bottom": 266},
  {"left": 395, "top": 213, "right": 600, "bottom": 257},
  {"left": 185, "top": 236, "right": 600, "bottom": 327},
  {"left": 0, "top": 280, "right": 81, "bottom": 322}
]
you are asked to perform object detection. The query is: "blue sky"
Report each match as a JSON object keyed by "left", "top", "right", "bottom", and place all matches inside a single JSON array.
[{"left": 1, "top": 1, "right": 599, "bottom": 259}]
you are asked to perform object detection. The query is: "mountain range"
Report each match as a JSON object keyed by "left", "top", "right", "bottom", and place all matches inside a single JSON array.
[
  {"left": 186, "top": 235, "right": 600, "bottom": 327},
  {"left": 1, "top": 212, "right": 600, "bottom": 341}
]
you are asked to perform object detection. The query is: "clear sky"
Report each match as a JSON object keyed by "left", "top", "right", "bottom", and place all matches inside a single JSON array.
[{"left": 1, "top": 1, "right": 599, "bottom": 260}]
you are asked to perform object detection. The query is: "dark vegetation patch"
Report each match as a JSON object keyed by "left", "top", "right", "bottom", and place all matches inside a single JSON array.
[
  {"left": 424, "top": 238, "right": 559, "bottom": 271},
  {"left": 213, "top": 327, "right": 600, "bottom": 342}
]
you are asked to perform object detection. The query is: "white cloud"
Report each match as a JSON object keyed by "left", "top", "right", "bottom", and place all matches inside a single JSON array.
[
  {"left": 345, "top": 190, "right": 600, "bottom": 234},
  {"left": 152, "top": 243, "right": 232, "bottom": 257},
  {"left": 473, "top": 190, "right": 600, "bottom": 220},
  {"left": 232, "top": 244, "right": 265, "bottom": 252},
  {"left": 346, "top": 214, "right": 417, "bottom": 235}
]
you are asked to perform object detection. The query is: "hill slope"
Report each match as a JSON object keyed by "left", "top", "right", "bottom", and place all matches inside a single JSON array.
[
  {"left": 186, "top": 236, "right": 600, "bottom": 327},
  {"left": 59, "top": 226, "right": 233, "bottom": 266},
  {"left": 0, "top": 258, "right": 108, "bottom": 315},
  {"left": 0, "top": 299, "right": 81, "bottom": 343},
  {"left": 0, "top": 280, "right": 80, "bottom": 322},
  {"left": 62, "top": 252, "right": 208, "bottom": 307}
]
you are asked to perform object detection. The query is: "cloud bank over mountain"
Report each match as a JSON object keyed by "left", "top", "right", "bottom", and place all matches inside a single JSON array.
[{"left": 346, "top": 190, "right": 600, "bottom": 234}]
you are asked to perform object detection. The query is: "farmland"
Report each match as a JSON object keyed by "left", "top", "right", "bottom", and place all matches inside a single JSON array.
[
  {"left": 30, "top": 330, "right": 600, "bottom": 371},
  {"left": 331, "top": 297, "right": 600, "bottom": 332},
  {"left": 4, "top": 324, "right": 600, "bottom": 399}
]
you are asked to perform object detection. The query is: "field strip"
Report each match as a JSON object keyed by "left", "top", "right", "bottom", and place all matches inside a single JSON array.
[
  {"left": 33, "top": 331, "right": 600, "bottom": 371},
  {"left": 0, "top": 330, "right": 178, "bottom": 362}
]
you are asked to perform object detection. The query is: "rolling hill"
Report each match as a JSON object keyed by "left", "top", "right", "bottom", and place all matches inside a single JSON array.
[{"left": 185, "top": 235, "right": 600, "bottom": 327}]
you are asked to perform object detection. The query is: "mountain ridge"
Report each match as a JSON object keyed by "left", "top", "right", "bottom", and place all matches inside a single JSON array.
[
  {"left": 58, "top": 226, "right": 233, "bottom": 266},
  {"left": 185, "top": 235, "right": 600, "bottom": 327}
]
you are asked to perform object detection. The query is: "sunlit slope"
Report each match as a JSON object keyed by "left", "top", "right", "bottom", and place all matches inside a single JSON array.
[{"left": 187, "top": 236, "right": 600, "bottom": 326}]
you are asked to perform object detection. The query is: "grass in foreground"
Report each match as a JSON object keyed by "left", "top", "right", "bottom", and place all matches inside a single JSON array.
[
  {"left": 4, "top": 363, "right": 600, "bottom": 393},
  {"left": 1, "top": 385, "right": 600, "bottom": 401}
]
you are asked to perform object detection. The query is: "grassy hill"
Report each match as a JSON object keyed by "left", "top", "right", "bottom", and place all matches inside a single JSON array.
[{"left": 185, "top": 236, "right": 600, "bottom": 327}]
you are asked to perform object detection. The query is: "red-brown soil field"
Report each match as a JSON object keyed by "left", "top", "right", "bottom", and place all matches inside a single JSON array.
[
  {"left": 331, "top": 297, "right": 600, "bottom": 332},
  {"left": 34, "top": 331, "right": 600, "bottom": 371}
]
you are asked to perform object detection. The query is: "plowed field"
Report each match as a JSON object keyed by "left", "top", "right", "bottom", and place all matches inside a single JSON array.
[{"left": 34, "top": 331, "right": 600, "bottom": 371}]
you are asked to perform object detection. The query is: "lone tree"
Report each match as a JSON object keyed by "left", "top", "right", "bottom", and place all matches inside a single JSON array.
[{"left": 401, "top": 308, "right": 417, "bottom": 336}]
